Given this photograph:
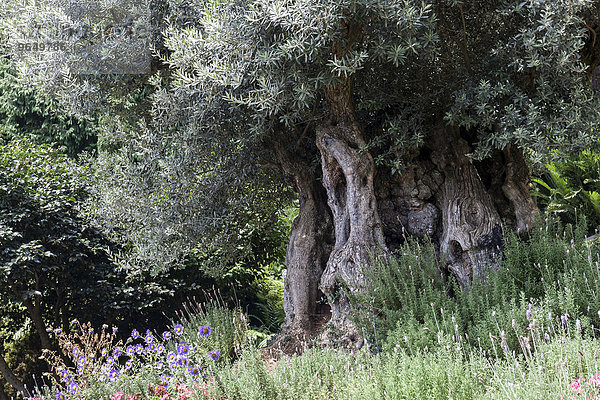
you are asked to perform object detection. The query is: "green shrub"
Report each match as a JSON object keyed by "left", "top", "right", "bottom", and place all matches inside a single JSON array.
[
  {"left": 349, "top": 216, "right": 600, "bottom": 356},
  {"left": 532, "top": 149, "right": 600, "bottom": 233}
]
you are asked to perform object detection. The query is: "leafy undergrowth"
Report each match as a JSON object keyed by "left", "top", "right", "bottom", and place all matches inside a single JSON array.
[
  {"left": 23, "top": 218, "right": 600, "bottom": 400},
  {"left": 23, "top": 304, "right": 600, "bottom": 400}
]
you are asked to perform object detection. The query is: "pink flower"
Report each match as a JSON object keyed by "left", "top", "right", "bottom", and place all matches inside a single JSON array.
[
  {"left": 111, "top": 391, "right": 125, "bottom": 400},
  {"left": 571, "top": 378, "right": 583, "bottom": 394},
  {"left": 589, "top": 373, "right": 600, "bottom": 387}
]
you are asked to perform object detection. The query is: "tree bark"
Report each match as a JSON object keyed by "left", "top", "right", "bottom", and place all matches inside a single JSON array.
[
  {"left": 7, "top": 276, "right": 52, "bottom": 349},
  {"left": 283, "top": 171, "right": 333, "bottom": 331},
  {"left": 0, "top": 347, "right": 26, "bottom": 397},
  {"left": 269, "top": 136, "right": 334, "bottom": 342},
  {"left": 501, "top": 146, "right": 538, "bottom": 235},
  {"left": 22, "top": 297, "right": 52, "bottom": 350},
  {"left": 429, "top": 126, "right": 503, "bottom": 287},
  {"left": 316, "top": 120, "right": 388, "bottom": 344}
]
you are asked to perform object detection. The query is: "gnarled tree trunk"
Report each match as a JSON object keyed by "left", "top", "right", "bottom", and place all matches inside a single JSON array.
[
  {"left": 429, "top": 126, "right": 504, "bottom": 286},
  {"left": 283, "top": 170, "right": 333, "bottom": 332},
  {"left": 268, "top": 137, "right": 334, "bottom": 353},
  {"left": 316, "top": 120, "right": 388, "bottom": 345}
]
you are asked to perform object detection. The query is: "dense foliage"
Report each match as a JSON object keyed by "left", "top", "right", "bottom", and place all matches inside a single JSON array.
[
  {"left": 1, "top": 0, "right": 598, "bottom": 267},
  {"left": 347, "top": 216, "right": 600, "bottom": 354},
  {"left": 0, "top": 58, "right": 97, "bottom": 157},
  {"left": 533, "top": 149, "right": 600, "bottom": 232}
]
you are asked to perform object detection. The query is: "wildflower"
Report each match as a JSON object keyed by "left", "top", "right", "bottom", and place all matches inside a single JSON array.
[
  {"left": 111, "top": 391, "right": 125, "bottom": 400},
  {"left": 167, "top": 351, "right": 176, "bottom": 362},
  {"left": 69, "top": 382, "right": 80, "bottom": 395},
  {"left": 126, "top": 345, "right": 134, "bottom": 356},
  {"left": 145, "top": 332, "right": 154, "bottom": 344},
  {"left": 162, "top": 331, "right": 172, "bottom": 341},
  {"left": 72, "top": 346, "right": 80, "bottom": 358},
  {"left": 590, "top": 373, "right": 600, "bottom": 387},
  {"left": 177, "top": 357, "right": 189, "bottom": 368},
  {"left": 177, "top": 341, "right": 190, "bottom": 356},
  {"left": 156, "top": 361, "right": 164, "bottom": 369},
  {"left": 174, "top": 324, "right": 184, "bottom": 335},
  {"left": 102, "top": 348, "right": 108, "bottom": 357},
  {"left": 107, "top": 356, "right": 115, "bottom": 365},
  {"left": 60, "top": 369, "right": 70, "bottom": 382},
  {"left": 113, "top": 347, "right": 122, "bottom": 358},
  {"left": 132, "top": 329, "right": 140, "bottom": 339},
  {"left": 89, "top": 328, "right": 94, "bottom": 335},
  {"left": 209, "top": 350, "right": 220, "bottom": 360},
  {"left": 148, "top": 342, "right": 157, "bottom": 353},
  {"left": 198, "top": 325, "right": 211, "bottom": 338},
  {"left": 160, "top": 374, "right": 172, "bottom": 388},
  {"left": 571, "top": 378, "right": 583, "bottom": 394},
  {"left": 135, "top": 344, "right": 144, "bottom": 354},
  {"left": 56, "top": 392, "right": 66, "bottom": 400},
  {"left": 124, "top": 359, "right": 133, "bottom": 370},
  {"left": 188, "top": 365, "right": 201, "bottom": 376},
  {"left": 157, "top": 343, "right": 165, "bottom": 353},
  {"left": 108, "top": 368, "right": 119, "bottom": 381},
  {"left": 77, "top": 355, "right": 86, "bottom": 365}
]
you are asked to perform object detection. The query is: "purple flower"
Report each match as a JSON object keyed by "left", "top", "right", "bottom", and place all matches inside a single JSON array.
[
  {"left": 145, "top": 333, "right": 154, "bottom": 344},
  {"left": 57, "top": 392, "right": 66, "bottom": 400},
  {"left": 132, "top": 329, "right": 140, "bottom": 339},
  {"left": 113, "top": 347, "right": 122, "bottom": 358},
  {"left": 157, "top": 344, "right": 165, "bottom": 353},
  {"left": 135, "top": 344, "right": 144, "bottom": 354},
  {"left": 126, "top": 345, "right": 134, "bottom": 356},
  {"left": 60, "top": 369, "right": 71, "bottom": 383},
  {"left": 69, "top": 382, "right": 80, "bottom": 395},
  {"left": 209, "top": 350, "right": 220, "bottom": 360},
  {"left": 199, "top": 325, "right": 212, "bottom": 338},
  {"left": 177, "top": 341, "right": 190, "bottom": 356},
  {"left": 109, "top": 368, "right": 119, "bottom": 381},
  {"left": 125, "top": 359, "right": 133, "bottom": 370},
  {"left": 167, "top": 351, "right": 176, "bottom": 362},
  {"left": 177, "top": 357, "right": 188, "bottom": 368},
  {"left": 162, "top": 331, "right": 172, "bottom": 341},
  {"left": 160, "top": 374, "right": 172, "bottom": 388},
  {"left": 72, "top": 346, "right": 80, "bottom": 358},
  {"left": 77, "top": 355, "right": 86, "bottom": 365},
  {"left": 148, "top": 342, "right": 157, "bottom": 353},
  {"left": 174, "top": 324, "right": 184, "bottom": 336},
  {"left": 156, "top": 361, "right": 164, "bottom": 369},
  {"left": 188, "top": 365, "right": 201, "bottom": 376}
]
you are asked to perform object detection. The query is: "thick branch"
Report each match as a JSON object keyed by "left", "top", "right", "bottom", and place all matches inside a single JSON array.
[{"left": 0, "top": 348, "right": 26, "bottom": 397}]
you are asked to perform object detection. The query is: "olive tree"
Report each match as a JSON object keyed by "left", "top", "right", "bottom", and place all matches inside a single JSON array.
[{"left": 4, "top": 0, "right": 600, "bottom": 344}]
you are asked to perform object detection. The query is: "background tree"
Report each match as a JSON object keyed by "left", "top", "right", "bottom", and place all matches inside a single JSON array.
[{"left": 3, "top": 0, "right": 600, "bottom": 345}]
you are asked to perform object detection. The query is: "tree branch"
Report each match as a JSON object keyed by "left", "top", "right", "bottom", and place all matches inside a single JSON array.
[{"left": 0, "top": 346, "right": 26, "bottom": 397}]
